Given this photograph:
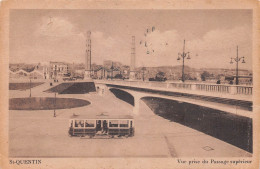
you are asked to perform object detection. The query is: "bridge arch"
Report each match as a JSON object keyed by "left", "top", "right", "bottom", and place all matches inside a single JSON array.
[
  {"left": 109, "top": 88, "right": 135, "bottom": 106},
  {"left": 108, "top": 87, "right": 184, "bottom": 115}
]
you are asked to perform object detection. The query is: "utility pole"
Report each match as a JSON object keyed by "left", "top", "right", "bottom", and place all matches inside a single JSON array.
[
  {"left": 177, "top": 40, "right": 191, "bottom": 82},
  {"left": 230, "top": 46, "right": 246, "bottom": 85},
  {"left": 111, "top": 62, "right": 114, "bottom": 80},
  {"left": 54, "top": 92, "right": 56, "bottom": 117},
  {"left": 29, "top": 78, "right": 31, "bottom": 97},
  {"left": 54, "top": 64, "right": 57, "bottom": 82},
  {"left": 142, "top": 67, "right": 146, "bottom": 81}
]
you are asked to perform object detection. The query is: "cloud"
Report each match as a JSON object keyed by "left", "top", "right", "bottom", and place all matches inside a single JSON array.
[
  {"left": 92, "top": 31, "right": 117, "bottom": 49},
  {"left": 30, "top": 16, "right": 251, "bottom": 70},
  {"left": 189, "top": 25, "right": 251, "bottom": 53},
  {"left": 32, "top": 17, "right": 122, "bottom": 64},
  {"left": 136, "top": 25, "right": 251, "bottom": 69},
  {"left": 35, "top": 16, "right": 80, "bottom": 37},
  {"left": 186, "top": 25, "right": 252, "bottom": 69}
]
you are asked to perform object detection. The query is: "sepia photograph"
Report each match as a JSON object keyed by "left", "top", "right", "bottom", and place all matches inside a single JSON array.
[{"left": 0, "top": 0, "right": 259, "bottom": 168}]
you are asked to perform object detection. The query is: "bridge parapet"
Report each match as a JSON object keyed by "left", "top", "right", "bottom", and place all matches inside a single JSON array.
[
  {"left": 94, "top": 80, "right": 253, "bottom": 96},
  {"left": 195, "top": 83, "right": 252, "bottom": 95}
]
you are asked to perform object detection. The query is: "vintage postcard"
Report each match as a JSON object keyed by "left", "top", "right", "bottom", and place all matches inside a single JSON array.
[{"left": 0, "top": 0, "right": 259, "bottom": 168}]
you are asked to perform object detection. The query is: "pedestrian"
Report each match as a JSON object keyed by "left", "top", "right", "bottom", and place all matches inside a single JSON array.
[{"left": 103, "top": 120, "right": 108, "bottom": 133}]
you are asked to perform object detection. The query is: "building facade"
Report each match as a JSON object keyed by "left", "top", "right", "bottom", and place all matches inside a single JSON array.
[{"left": 49, "top": 62, "right": 69, "bottom": 79}]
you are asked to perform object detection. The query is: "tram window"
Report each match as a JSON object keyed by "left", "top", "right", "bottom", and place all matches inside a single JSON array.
[
  {"left": 109, "top": 120, "right": 119, "bottom": 127},
  {"left": 75, "top": 120, "right": 84, "bottom": 127},
  {"left": 85, "top": 120, "right": 95, "bottom": 127},
  {"left": 119, "top": 120, "right": 129, "bottom": 127},
  {"left": 75, "top": 120, "right": 79, "bottom": 127},
  {"left": 69, "top": 120, "right": 73, "bottom": 127}
]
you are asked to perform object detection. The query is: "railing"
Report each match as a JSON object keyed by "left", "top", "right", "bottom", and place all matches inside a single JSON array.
[
  {"left": 95, "top": 80, "right": 252, "bottom": 95},
  {"left": 168, "top": 83, "right": 192, "bottom": 89},
  {"left": 236, "top": 86, "right": 253, "bottom": 95},
  {"left": 195, "top": 84, "right": 230, "bottom": 93}
]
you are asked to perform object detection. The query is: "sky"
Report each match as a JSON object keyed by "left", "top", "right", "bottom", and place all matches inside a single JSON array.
[{"left": 10, "top": 9, "right": 252, "bottom": 69}]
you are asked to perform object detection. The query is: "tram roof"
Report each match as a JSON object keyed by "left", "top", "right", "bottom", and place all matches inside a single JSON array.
[{"left": 70, "top": 113, "right": 134, "bottom": 120}]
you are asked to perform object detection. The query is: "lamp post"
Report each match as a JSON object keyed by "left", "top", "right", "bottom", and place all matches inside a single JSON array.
[
  {"left": 230, "top": 46, "right": 246, "bottom": 85},
  {"left": 141, "top": 67, "right": 146, "bottom": 81},
  {"left": 110, "top": 62, "right": 114, "bottom": 80},
  {"left": 29, "top": 78, "right": 32, "bottom": 97},
  {"left": 177, "top": 39, "right": 191, "bottom": 82},
  {"left": 53, "top": 92, "right": 56, "bottom": 117},
  {"left": 54, "top": 64, "right": 57, "bottom": 82}
]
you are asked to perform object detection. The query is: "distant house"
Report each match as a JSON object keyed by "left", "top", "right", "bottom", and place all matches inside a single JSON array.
[
  {"left": 29, "top": 70, "right": 44, "bottom": 79},
  {"left": 9, "top": 69, "right": 44, "bottom": 79},
  {"left": 92, "top": 66, "right": 122, "bottom": 79},
  {"left": 232, "top": 76, "right": 253, "bottom": 85},
  {"left": 93, "top": 67, "right": 105, "bottom": 79},
  {"left": 9, "top": 69, "right": 29, "bottom": 79},
  {"left": 43, "top": 66, "right": 50, "bottom": 79},
  {"left": 237, "top": 76, "right": 252, "bottom": 85},
  {"left": 205, "top": 76, "right": 218, "bottom": 83},
  {"left": 112, "top": 68, "right": 121, "bottom": 78},
  {"left": 49, "top": 62, "right": 69, "bottom": 79}
]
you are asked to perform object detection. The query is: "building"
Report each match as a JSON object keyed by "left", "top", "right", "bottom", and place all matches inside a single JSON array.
[
  {"left": 85, "top": 31, "right": 92, "bottom": 79},
  {"left": 9, "top": 69, "right": 44, "bottom": 79},
  {"left": 49, "top": 62, "right": 69, "bottom": 79},
  {"left": 129, "top": 36, "right": 136, "bottom": 80},
  {"left": 93, "top": 67, "right": 105, "bottom": 79}
]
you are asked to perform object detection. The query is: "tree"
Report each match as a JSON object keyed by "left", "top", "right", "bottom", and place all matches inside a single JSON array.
[
  {"left": 155, "top": 71, "right": 167, "bottom": 81},
  {"left": 114, "top": 74, "right": 123, "bottom": 79},
  {"left": 156, "top": 71, "right": 165, "bottom": 78},
  {"left": 201, "top": 71, "right": 211, "bottom": 81},
  {"left": 184, "top": 74, "right": 192, "bottom": 80}
]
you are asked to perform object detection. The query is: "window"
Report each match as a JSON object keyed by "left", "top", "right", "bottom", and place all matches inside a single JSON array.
[
  {"left": 109, "top": 120, "right": 119, "bottom": 127},
  {"left": 69, "top": 120, "right": 73, "bottom": 127},
  {"left": 119, "top": 120, "right": 129, "bottom": 127},
  {"left": 75, "top": 120, "right": 84, "bottom": 127},
  {"left": 85, "top": 120, "right": 95, "bottom": 127}
]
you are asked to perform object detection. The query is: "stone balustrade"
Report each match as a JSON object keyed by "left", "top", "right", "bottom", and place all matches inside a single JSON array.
[{"left": 95, "top": 79, "right": 253, "bottom": 95}]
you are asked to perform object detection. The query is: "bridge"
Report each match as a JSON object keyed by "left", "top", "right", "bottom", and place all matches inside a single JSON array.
[
  {"left": 94, "top": 80, "right": 252, "bottom": 116},
  {"left": 94, "top": 79, "right": 253, "bottom": 153}
]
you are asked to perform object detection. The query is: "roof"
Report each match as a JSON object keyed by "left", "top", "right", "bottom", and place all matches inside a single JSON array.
[
  {"left": 50, "top": 61, "right": 68, "bottom": 65},
  {"left": 10, "top": 69, "right": 30, "bottom": 74},
  {"left": 70, "top": 113, "right": 134, "bottom": 120}
]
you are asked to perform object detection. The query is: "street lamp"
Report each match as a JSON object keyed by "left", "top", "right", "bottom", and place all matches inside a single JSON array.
[
  {"left": 54, "top": 64, "right": 57, "bottom": 82},
  {"left": 29, "top": 78, "right": 32, "bottom": 97},
  {"left": 141, "top": 67, "right": 146, "bottom": 81},
  {"left": 177, "top": 39, "right": 191, "bottom": 82},
  {"left": 230, "top": 46, "right": 246, "bottom": 85},
  {"left": 54, "top": 92, "right": 56, "bottom": 117},
  {"left": 110, "top": 62, "right": 114, "bottom": 80}
]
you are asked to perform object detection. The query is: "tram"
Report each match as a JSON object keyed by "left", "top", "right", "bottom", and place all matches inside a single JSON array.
[{"left": 68, "top": 113, "right": 135, "bottom": 138}]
